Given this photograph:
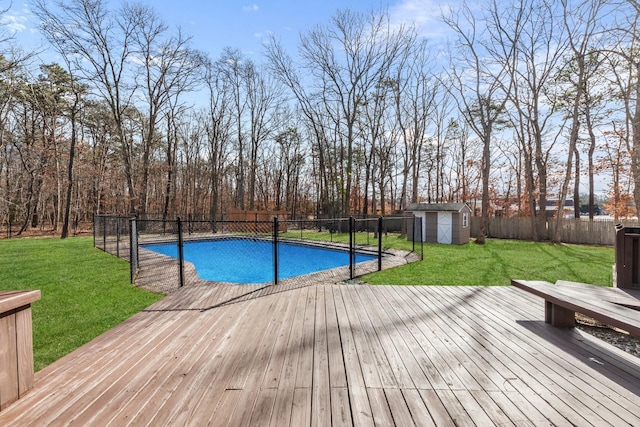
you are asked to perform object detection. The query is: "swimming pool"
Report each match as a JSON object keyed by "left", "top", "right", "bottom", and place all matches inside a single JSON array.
[{"left": 142, "top": 238, "right": 376, "bottom": 284}]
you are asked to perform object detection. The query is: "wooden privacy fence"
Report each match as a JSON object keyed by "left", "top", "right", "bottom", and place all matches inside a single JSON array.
[
  {"left": 470, "top": 217, "right": 640, "bottom": 246},
  {"left": 224, "top": 210, "right": 289, "bottom": 233}
]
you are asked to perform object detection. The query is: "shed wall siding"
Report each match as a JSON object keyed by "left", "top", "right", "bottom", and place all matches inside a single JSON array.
[{"left": 452, "top": 213, "right": 461, "bottom": 244}]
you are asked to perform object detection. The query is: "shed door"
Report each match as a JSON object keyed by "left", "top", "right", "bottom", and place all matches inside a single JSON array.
[{"left": 437, "top": 212, "right": 452, "bottom": 244}]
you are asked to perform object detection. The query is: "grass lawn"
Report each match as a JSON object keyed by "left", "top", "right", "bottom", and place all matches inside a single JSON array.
[
  {"left": 281, "top": 229, "right": 416, "bottom": 251},
  {"left": 363, "top": 238, "right": 615, "bottom": 286},
  {"left": 0, "top": 236, "right": 164, "bottom": 371},
  {"left": 281, "top": 230, "right": 614, "bottom": 286}
]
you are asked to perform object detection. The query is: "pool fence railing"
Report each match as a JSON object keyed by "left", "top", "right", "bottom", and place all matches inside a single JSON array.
[{"left": 93, "top": 214, "right": 423, "bottom": 293}]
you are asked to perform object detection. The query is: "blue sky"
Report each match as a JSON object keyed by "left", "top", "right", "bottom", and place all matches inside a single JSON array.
[{"left": 3, "top": 0, "right": 452, "bottom": 61}]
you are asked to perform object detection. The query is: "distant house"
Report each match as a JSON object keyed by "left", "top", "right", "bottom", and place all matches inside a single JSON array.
[
  {"left": 405, "top": 203, "right": 472, "bottom": 245},
  {"left": 540, "top": 200, "right": 574, "bottom": 218}
]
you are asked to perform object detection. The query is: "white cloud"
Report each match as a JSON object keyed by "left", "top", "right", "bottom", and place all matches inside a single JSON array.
[
  {"left": 0, "top": 12, "right": 28, "bottom": 33},
  {"left": 391, "top": 0, "right": 441, "bottom": 26},
  {"left": 390, "top": 0, "right": 459, "bottom": 39},
  {"left": 242, "top": 4, "right": 259, "bottom": 13}
]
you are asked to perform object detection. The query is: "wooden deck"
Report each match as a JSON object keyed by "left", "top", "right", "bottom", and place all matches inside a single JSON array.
[{"left": 1, "top": 283, "right": 639, "bottom": 426}]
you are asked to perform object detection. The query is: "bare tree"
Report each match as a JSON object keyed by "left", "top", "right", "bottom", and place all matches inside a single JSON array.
[
  {"left": 0, "top": 5, "right": 36, "bottom": 232},
  {"left": 29, "top": 6, "right": 88, "bottom": 238},
  {"left": 392, "top": 39, "right": 439, "bottom": 207},
  {"left": 254, "top": 105, "right": 307, "bottom": 215},
  {"left": 3, "top": 0, "right": 629, "bottom": 228},
  {"left": 272, "top": 124, "right": 305, "bottom": 214},
  {"left": 202, "top": 57, "right": 232, "bottom": 224},
  {"left": 39, "top": 64, "right": 86, "bottom": 238},
  {"left": 430, "top": 81, "right": 455, "bottom": 203},
  {"left": 551, "top": 0, "right": 607, "bottom": 241},
  {"left": 491, "top": 0, "right": 568, "bottom": 240},
  {"left": 127, "top": 3, "right": 203, "bottom": 215},
  {"left": 269, "top": 9, "right": 413, "bottom": 216},
  {"left": 244, "top": 62, "right": 283, "bottom": 210},
  {"left": 0, "top": 60, "right": 23, "bottom": 230},
  {"left": 444, "top": 118, "right": 476, "bottom": 204},
  {"left": 217, "top": 48, "right": 248, "bottom": 210},
  {"left": 443, "top": 0, "right": 515, "bottom": 243},
  {"left": 214, "top": 48, "right": 282, "bottom": 211},
  {"left": 370, "top": 79, "right": 400, "bottom": 214},
  {"left": 13, "top": 69, "right": 50, "bottom": 233},
  {"left": 603, "top": 1, "right": 640, "bottom": 217},
  {"left": 81, "top": 100, "right": 115, "bottom": 215},
  {"left": 33, "top": 0, "right": 140, "bottom": 213},
  {"left": 358, "top": 78, "right": 393, "bottom": 216},
  {"left": 265, "top": 36, "right": 336, "bottom": 216}
]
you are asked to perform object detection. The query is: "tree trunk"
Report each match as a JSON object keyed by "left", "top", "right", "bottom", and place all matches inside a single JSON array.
[
  {"left": 61, "top": 96, "right": 79, "bottom": 239},
  {"left": 477, "top": 125, "right": 492, "bottom": 244}
]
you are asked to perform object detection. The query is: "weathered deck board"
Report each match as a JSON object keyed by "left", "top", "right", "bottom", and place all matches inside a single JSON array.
[
  {"left": 401, "top": 388, "right": 437, "bottom": 427},
  {"left": 380, "top": 285, "right": 471, "bottom": 391},
  {"left": 488, "top": 287, "right": 640, "bottom": 417},
  {"left": 331, "top": 287, "right": 373, "bottom": 427},
  {"left": 435, "top": 285, "right": 640, "bottom": 426},
  {"left": 9, "top": 310, "right": 192, "bottom": 425},
  {"left": 340, "top": 286, "right": 395, "bottom": 389},
  {"left": 363, "top": 286, "right": 437, "bottom": 390},
  {"left": 357, "top": 286, "right": 416, "bottom": 389},
  {"left": 1, "top": 284, "right": 639, "bottom": 426},
  {"left": 430, "top": 286, "right": 602, "bottom": 425},
  {"left": 311, "top": 286, "right": 332, "bottom": 427},
  {"left": 452, "top": 290, "right": 592, "bottom": 426},
  {"left": 404, "top": 286, "right": 502, "bottom": 393}
]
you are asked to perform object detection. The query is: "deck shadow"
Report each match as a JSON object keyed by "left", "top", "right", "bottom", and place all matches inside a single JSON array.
[{"left": 515, "top": 319, "right": 640, "bottom": 397}]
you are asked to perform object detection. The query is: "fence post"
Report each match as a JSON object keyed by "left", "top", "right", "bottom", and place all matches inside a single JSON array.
[
  {"left": 177, "top": 217, "right": 185, "bottom": 288},
  {"left": 418, "top": 216, "right": 424, "bottom": 260},
  {"left": 378, "top": 216, "right": 383, "bottom": 271},
  {"left": 93, "top": 214, "right": 97, "bottom": 248},
  {"left": 412, "top": 215, "right": 417, "bottom": 253},
  {"left": 349, "top": 216, "right": 355, "bottom": 279},
  {"left": 273, "top": 217, "right": 279, "bottom": 285},
  {"left": 102, "top": 215, "right": 107, "bottom": 251},
  {"left": 366, "top": 219, "right": 370, "bottom": 245},
  {"left": 129, "top": 217, "right": 138, "bottom": 284},
  {"left": 116, "top": 217, "right": 121, "bottom": 258}
]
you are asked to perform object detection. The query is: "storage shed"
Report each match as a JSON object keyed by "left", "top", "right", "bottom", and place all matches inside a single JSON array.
[{"left": 406, "top": 203, "right": 472, "bottom": 244}]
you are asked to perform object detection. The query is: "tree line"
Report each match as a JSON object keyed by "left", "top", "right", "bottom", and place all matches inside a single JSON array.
[{"left": 0, "top": 0, "right": 638, "bottom": 241}]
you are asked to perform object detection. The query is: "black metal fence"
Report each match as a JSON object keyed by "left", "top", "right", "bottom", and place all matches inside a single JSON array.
[{"left": 94, "top": 214, "right": 423, "bottom": 293}]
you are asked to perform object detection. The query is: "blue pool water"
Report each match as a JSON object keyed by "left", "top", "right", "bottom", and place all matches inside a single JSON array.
[{"left": 143, "top": 238, "right": 376, "bottom": 284}]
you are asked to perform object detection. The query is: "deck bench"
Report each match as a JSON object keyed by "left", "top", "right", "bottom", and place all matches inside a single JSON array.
[{"left": 511, "top": 279, "right": 640, "bottom": 338}]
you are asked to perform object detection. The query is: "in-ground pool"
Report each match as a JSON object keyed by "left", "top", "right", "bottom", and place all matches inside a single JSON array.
[{"left": 142, "top": 238, "right": 376, "bottom": 284}]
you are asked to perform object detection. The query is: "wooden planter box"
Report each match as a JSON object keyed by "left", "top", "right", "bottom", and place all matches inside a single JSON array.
[{"left": 0, "top": 290, "right": 41, "bottom": 411}]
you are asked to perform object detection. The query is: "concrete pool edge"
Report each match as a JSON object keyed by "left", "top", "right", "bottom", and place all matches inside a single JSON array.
[{"left": 133, "top": 237, "right": 419, "bottom": 294}]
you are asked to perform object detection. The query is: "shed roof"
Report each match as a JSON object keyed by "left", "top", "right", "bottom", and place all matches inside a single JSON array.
[{"left": 406, "top": 202, "right": 471, "bottom": 213}]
